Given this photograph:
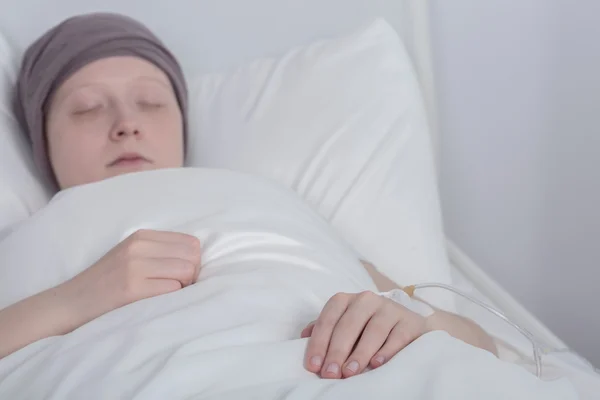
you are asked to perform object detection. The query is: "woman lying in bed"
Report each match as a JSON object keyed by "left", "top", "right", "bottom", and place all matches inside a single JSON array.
[{"left": 0, "top": 12, "right": 496, "bottom": 378}]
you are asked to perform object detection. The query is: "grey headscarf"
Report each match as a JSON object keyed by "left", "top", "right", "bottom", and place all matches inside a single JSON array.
[{"left": 13, "top": 12, "right": 188, "bottom": 188}]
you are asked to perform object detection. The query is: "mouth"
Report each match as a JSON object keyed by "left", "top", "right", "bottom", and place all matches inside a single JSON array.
[{"left": 108, "top": 153, "right": 152, "bottom": 168}]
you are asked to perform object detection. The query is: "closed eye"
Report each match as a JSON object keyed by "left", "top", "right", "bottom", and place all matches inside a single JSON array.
[
  {"left": 72, "top": 105, "right": 102, "bottom": 116},
  {"left": 138, "top": 101, "right": 165, "bottom": 110}
]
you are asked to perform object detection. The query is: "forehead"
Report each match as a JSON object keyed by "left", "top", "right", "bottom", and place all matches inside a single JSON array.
[{"left": 58, "top": 56, "right": 170, "bottom": 93}]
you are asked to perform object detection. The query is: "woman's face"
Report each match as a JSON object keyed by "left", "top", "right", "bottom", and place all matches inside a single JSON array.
[{"left": 46, "top": 56, "right": 184, "bottom": 190}]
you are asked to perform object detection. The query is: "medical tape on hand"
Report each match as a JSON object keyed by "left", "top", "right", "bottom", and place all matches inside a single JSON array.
[{"left": 379, "top": 289, "right": 434, "bottom": 317}]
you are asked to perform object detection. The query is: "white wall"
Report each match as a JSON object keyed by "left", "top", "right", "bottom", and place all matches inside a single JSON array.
[{"left": 430, "top": 0, "right": 600, "bottom": 367}]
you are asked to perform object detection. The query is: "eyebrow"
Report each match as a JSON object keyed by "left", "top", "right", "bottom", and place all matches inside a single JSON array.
[{"left": 133, "top": 76, "right": 172, "bottom": 90}]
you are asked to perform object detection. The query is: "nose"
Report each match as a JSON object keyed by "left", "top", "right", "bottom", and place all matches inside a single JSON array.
[{"left": 109, "top": 110, "right": 142, "bottom": 142}]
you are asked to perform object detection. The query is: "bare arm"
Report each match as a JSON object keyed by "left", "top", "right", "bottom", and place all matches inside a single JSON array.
[
  {"left": 361, "top": 260, "right": 498, "bottom": 356},
  {"left": 0, "top": 283, "right": 80, "bottom": 359}
]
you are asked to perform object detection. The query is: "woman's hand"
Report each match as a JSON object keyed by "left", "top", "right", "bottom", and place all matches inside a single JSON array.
[
  {"left": 0, "top": 229, "right": 200, "bottom": 360},
  {"left": 301, "top": 291, "right": 428, "bottom": 379},
  {"left": 62, "top": 229, "right": 201, "bottom": 326}
]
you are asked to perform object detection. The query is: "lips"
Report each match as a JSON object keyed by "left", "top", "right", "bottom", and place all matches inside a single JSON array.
[{"left": 108, "top": 152, "right": 151, "bottom": 168}]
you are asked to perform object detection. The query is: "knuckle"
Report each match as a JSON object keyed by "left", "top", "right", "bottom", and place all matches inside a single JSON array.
[
  {"left": 123, "top": 238, "right": 143, "bottom": 258},
  {"left": 330, "top": 339, "right": 353, "bottom": 354},
  {"left": 131, "top": 229, "right": 149, "bottom": 239},
  {"left": 310, "top": 334, "right": 332, "bottom": 351},
  {"left": 307, "top": 336, "right": 326, "bottom": 353},
  {"left": 331, "top": 292, "right": 349, "bottom": 303},
  {"left": 315, "top": 315, "right": 338, "bottom": 330},
  {"left": 188, "top": 235, "right": 201, "bottom": 251},
  {"left": 358, "top": 290, "right": 376, "bottom": 300}
]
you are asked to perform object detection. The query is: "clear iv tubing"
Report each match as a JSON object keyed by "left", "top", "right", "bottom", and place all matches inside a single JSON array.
[
  {"left": 410, "top": 283, "right": 600, "bottom": 378},
  {"left": 410, "top": 282, "right": 545, "bottom": 378}
]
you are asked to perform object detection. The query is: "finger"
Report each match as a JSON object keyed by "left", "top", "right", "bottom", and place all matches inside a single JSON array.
[
  {"left": 301, "top": 321, "right": 316, "bottom": 338},
  {"left": 304, "top": 293, "right": 350, "bottom": 374},
  {"left": 132, "top": 240, "right": 201, "bottom": 265},
  {"left": 131, "top": 229, "right": 201, "bottom": 248},
  {"left": 370, "top": 320, "right": 422, "bottom": 369},
  {"left": 139, "top": 278, "right": 183, "bottom": 299},
  {"left": 342, "top": 302, "right": 399, "bottom": 377},
  {"left": 145, "top": 258, "right": 197, "bottom": 287},
  {"left": 321, "top": 291, "right": 381, "bottom": 379}
]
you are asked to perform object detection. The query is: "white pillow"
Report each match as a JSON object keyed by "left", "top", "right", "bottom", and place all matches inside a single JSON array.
[
  {"left": 0, "top": 30, "right": 51, "bottom": 235},
  {"left": 187, "top": 19, "right": 452, "bottom": 291}
]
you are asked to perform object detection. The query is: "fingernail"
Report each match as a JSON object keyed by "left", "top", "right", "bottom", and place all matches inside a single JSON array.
[
  {"left": 310, "top": 356, "right": 322, "bottom": 367},
  {"left": 374, "top": 355, "right": 385, "bottom": 365},
  {"left": 346, "top": 360, "right": 359, "bottom": 373},
  {"left": 326, "top": 363, "right": 339, "bottom": 374}
]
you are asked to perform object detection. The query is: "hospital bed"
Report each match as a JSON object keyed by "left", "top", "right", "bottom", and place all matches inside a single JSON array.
[{"left": 0, "top": 0, "right": 598, "bottom": 398}]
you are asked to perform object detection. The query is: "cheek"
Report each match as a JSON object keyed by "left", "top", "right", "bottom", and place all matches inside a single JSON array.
[
  {"left": 47, "top": 123, "right": 107, "bottom": 186},
  {"left": 147, "top": 110, "right": 185, "bottom": 164},
  {"left": 48, "top": 125, "right": 102, "bottom": 161}
]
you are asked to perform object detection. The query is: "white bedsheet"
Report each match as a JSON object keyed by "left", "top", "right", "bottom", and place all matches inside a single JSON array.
[{"left": 0, "top": 168, "right": 579, "bottom": 399}]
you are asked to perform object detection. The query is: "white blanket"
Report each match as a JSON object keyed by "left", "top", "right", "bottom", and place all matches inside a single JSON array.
[{"left": 0, "top": 168, "right": 579, "bottom": 399}]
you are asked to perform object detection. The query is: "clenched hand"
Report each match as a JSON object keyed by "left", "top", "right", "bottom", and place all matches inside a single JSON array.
[{"left": 63, "top": 229, "right": 201, "bottom": 326}]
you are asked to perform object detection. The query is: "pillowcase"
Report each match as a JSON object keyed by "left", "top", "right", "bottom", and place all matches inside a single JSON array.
[
  {"left": 186, "top": 19, "right": 452, "bottom": 293},
  {"left": 0, "top": 30, "right": 51, "bottom": 236}
]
